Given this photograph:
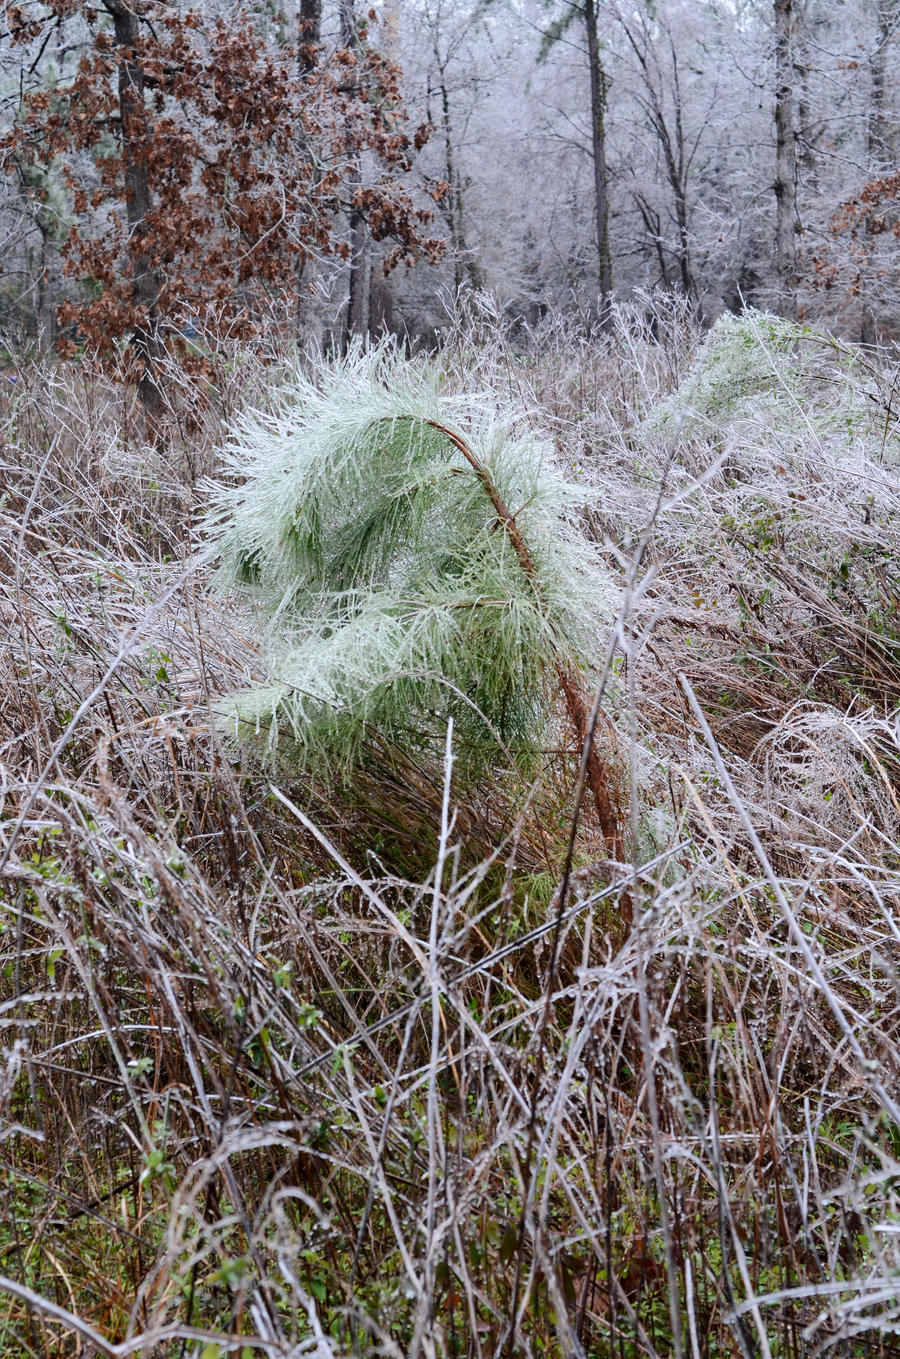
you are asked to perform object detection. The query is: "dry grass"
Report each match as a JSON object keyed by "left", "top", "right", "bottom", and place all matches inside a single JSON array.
[{"left": 1, "top": 306, "right": 900, "bottom": 1358}]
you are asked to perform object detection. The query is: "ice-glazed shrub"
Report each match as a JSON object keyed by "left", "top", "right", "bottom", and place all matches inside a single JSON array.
[{"left": 643, "top": 308, "right": 888, "bottom": 456}]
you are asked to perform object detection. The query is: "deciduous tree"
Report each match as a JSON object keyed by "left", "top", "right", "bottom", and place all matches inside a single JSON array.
[
  {"left": 774, "top": 0, "right": 799, "bottom": 316},
  {"left": 5, "top": 1, "right": 441, "bottom": 408},
  {"left": 540, "top": 0, "right": 613, "bottom": 328}
]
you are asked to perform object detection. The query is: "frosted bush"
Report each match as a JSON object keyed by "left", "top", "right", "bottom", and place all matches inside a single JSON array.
[
  {"left": 643, "top": 308, "right": 889, "bottom": 460},
  {"left": 759, "top": 705, "right": 900, "bottom": 850}
]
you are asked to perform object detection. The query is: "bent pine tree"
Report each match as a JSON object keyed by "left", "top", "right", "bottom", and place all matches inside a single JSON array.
[{"left": 204, "top": 342, "right": 622, "bottom": 854}]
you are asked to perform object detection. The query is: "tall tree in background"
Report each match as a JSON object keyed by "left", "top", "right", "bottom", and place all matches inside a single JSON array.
[
  {"left": 861, "top": 0, "right": 900, "bottom": 337},
  {"left": 298, "top": 0, "right": 322, "bottom": 70},
  {"left": 540, "top": 0, "right": 613, "bottom": 328},
  {"left": 6, "top": 158, "right": 65, "bottom": 353},
  {"left": 426, "top": 2, "right": 484, "bottom": 294},
  {"left": 774, "top": 0, "right": 798, "bottom": 316},
  {"left": 584, "top": 0, "right": 613, "bottom": 326},
  {"left": 4, "top": 0, "right": 439, "bottom": 408},
  {"left": 295, "top": 0, "right": 324, "bottom": 343},
  {"left": 584, "top": 0, "right": 614, "bottom": 326},
  {"left": 340, "top": 0, "right": 369, "bottom": 347},
  {"left": 618, "top": 3, "right": 703, "bottom": 315},
  {"left": 868, "top": 0, "right": 899, "bottom": 168},
  {"left": 103, "top": 0, "right": 164, "bottom": 415}
]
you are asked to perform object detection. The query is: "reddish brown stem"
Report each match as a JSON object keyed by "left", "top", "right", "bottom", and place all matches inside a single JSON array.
[{"left": 425, "top": 418, "right": 623, "bottom": 857}]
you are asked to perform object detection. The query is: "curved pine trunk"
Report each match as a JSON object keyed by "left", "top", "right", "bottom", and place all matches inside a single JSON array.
[{"left": 426, "top": 418, "right": 623, "bottom": 858}]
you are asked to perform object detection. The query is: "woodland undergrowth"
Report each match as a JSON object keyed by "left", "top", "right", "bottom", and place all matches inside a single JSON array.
[{"left": 2, "top": 297, "right": 900, "bottom": 1358}]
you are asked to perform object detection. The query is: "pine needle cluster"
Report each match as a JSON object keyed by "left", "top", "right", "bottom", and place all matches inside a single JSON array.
[
  {"left": 643, "top": 308, "right": 889, "bottom": 454},
  {"left": 203, "top": 341, "right": 611, "bottom": 779}
]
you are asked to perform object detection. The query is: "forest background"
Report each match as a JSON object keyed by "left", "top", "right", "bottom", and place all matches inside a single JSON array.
[{"left": 3, "top": 0, "right": 900, "bottom": 360}]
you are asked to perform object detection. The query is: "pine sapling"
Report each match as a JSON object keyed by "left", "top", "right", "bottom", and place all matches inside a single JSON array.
[{"left": 203, "top": 341, "right": 623, "bottom": 855}]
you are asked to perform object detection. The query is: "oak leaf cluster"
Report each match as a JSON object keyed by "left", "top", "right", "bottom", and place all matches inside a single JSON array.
[{"left": 4, "top": 0, "right": 443, "bottom": 393}]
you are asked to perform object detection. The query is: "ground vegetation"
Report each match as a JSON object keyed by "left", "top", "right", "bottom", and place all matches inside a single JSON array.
[{"left": 1, "top": 300, "right": 900, "bottom": 1356}]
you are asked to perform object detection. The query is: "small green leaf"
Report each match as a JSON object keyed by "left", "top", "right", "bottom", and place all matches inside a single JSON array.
[
  {"left": 297, "top": 1002, "right": 322, "bottom": 1029},
  {"left": 209, "top": 1255, "right": 251, "bottom": 1288},
  {"left": 499, "top": 1224, "right": 519, "bottom": 1264}
]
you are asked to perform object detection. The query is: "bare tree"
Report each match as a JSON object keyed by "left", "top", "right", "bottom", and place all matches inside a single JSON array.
[
  {"left": 341, "top": 0, "right": 371, "bottom": 347},
  {"left": 428, "top": 27, "right": 483, "bottom": 293},
  {"left": 868, "top": 0, "right": 900, "bottom": 165},
  {"left": 618, "top": 5, "right": 704, "bottom": 316},
  {"left": 584, "top": 0, "right": 613, "bottom": 327},
  {"left": 103, "top": 0, "right": 164, "bottom": 417},
  {"left": 774, "top": 0, "right": 798, "bottom": 317},
  {"left": 540, "top": 0, "right": 613, "bottom": 328},
  {"left": 861, "top": 0, "right": 900, "bottom": 338}
]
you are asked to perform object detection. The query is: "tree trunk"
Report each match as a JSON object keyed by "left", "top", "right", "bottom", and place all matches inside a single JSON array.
[
  {"left": 862, "top": 0, "right": 899, "bottom": 342},
  {"left": 583, "top": 0, "right": 612, "bottom": 331},
  {"left": 103, "top": 0, "right": 163, "bottom": 418},
  {"left": 774, "top": 0, "right": 798, "bottom": 318},
  {"left": 35, "top": 219, "right": 60, "bottom": 354},
  {"left": 294, "top": 0, "right": 324, "bottom": 344},
  {"left": 869, "top": 0, "right": 899, "bottom": 163},
  {"left": 345, "top": 206, "right": 370, "bottom": 343},
  {"left": 433, "top": 63, "right": 482, "bottom": 294},
  {"left": 369, "top": 267, "right": 394, "bottom": 336},
  {"left": 341, "top": 0, "right": 370, "bottom": 349},
  {"left": 795, "top": 6, "right": 819, "bottom": 188},
  {"left": 666, "top": 42, "right": 702, "bottom": 317},
  {"left": 298, "top": 0, "right": 321, "bottom": 72}
]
